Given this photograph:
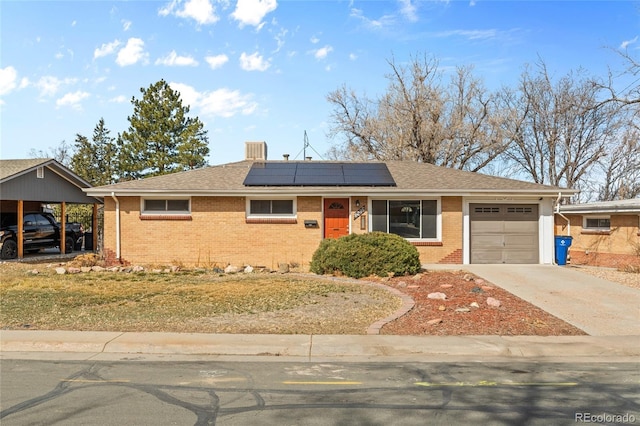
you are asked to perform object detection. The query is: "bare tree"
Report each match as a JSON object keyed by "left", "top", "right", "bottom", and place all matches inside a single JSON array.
[
  {"left": 596, "top": 124, "right": 640, "bottom": 200},
  {"left": 28, "top": 140, "right": 74, "bottom": 166},
  {"left": 326, "top": 54, "right": 508, "bottom": 171},
  {"left": 500, "top": 60, "right": 625, "bottom": 199}
]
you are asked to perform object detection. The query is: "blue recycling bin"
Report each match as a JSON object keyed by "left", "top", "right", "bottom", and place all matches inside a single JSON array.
[{"left": 554, "top": 236, "right": 573, "bottom": 266}]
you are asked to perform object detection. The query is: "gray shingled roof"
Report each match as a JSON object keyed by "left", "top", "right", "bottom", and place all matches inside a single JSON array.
[
  {"left": 85, "top": 160, "right": 573, "bottom": 196},
  {"left": 560, "top": 199, "right": 640, "bottom": 213},
  {"left": 0, "top": 158, "right": 51, "bottom": 181},
  {"left": 1, "top": 158, "right": 92, "bottom": 188}
]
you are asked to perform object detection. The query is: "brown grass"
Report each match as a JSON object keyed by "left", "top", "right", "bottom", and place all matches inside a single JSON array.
[{"left": 0, "top": 263, "right": 398, "bottom": 333}]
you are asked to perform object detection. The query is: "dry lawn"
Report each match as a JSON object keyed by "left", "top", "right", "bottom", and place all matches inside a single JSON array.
[{"left": 0, "top": 263, "right": 400, "bottom": 334}]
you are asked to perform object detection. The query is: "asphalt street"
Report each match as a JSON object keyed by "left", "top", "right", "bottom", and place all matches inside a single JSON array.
[{"left": 1, "top": 359, "right": 639, "bottom": 425}]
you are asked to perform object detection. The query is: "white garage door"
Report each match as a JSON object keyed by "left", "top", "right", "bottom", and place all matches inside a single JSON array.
[{"left": 470, "top": 204, "right": 539, "bottom": 264}]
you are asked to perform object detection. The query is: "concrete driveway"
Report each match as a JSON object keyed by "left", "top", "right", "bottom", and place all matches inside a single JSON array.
[{"left": 441, "top": 264, "right": 640, "bottom": 337}]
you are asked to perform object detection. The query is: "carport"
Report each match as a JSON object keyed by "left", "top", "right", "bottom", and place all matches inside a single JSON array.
[{"left": 0, "top": 158, "right": 101, "bottom": 259}]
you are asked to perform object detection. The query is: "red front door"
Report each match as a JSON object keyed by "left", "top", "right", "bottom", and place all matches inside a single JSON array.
[{"left": 324, "top": 198, "right": 350, "bottom": 239}]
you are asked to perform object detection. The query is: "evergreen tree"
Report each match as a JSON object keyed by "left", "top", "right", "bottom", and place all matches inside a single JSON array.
[
  {"left": 71, "top": 118, "right": 117, "bottom": 186},
  {"left": 118, "top": 79, "right": 209, "bottom": 180}
]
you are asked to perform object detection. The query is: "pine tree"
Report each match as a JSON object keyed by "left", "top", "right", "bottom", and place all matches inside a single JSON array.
[
  {"left": 118, "top": 79, "right": 209, "bottom": 180},
  {"left": 71, "top": 118, "right": 118, "bottom": 186}
]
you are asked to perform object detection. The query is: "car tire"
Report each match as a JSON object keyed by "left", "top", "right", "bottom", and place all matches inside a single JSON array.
[
  {"left": 1, "top": 239, "right": 18, "bottom": 259},
  {"left": 65, "top": 236, "right": 74, "bottom": 254}
]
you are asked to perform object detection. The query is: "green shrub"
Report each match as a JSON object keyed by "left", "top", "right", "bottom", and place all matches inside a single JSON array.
[{"left": 309, "top": 232, "right": 422, "bottom": 278}]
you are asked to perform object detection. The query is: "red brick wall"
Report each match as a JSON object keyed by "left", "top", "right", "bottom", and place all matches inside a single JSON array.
[{"left": 103, "top": 195, "right": 465, "bottom": 268}]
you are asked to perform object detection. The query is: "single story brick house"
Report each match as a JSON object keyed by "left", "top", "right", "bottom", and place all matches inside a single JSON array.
[
  {"left": 84, "top": 142, "right": 576, "bottom": 268},
  {"left": 556, "top": 199, "right": 640, "bottom": 268}
]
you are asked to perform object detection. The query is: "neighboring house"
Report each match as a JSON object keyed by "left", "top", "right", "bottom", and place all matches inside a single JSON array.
[
  {"left": 0, "top": 158, "right": 100, "bottom": 258},
  {"left": 84, "top": 142, "right": 577, "bottom": 268},
  {"left": 556, "top": 199, "right": 640, "bottom": 267}
]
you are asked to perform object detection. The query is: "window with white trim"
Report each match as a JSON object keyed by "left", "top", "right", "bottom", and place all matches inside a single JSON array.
[
  {"left": 247, "top": 198, "right": 296, "bottom": 217},
  {"left": 142, "top": 198, "right": 190, "bottom": 214},
  {"left": 583, "top": 216, "right": 610, "bottom": 231},
  {"left": 371, "top": 199, "right": 439, "bottom": 240}
]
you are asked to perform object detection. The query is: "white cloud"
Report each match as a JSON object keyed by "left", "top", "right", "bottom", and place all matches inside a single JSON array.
[
  {"left": 36, "top": 76, "right": 63, "bottom": 97},
  {"left": 435, "top": 29, "right": 498, "bottom": 41},
  {"left": 0, "top": 66, "right": 18, "bottom": 96},
  {"left": 232, "top": 0, "right": 277, "bottom": 28},
  {"left": 620, "top": 36, "right": 638, "bottom": 50},
  {"left": 398, "top": 0, "right": 418, "bottom": 22},
  {"left": 205, "top": 54, "right": 229, "bottom": 69},
  {"left": 56, "top": 91, "right": 90, "bottom": 109},
  {"left": 94, "top": 40, "right": 121, "bottom": 59},
  {"left": 116, "top": 38, "right": 147, "bottom": 66},
  {"left": 159, "top": 0, "right": 219, "bottom": 25},
  {"left": 166, "top": 82, "right": 257, "bottom": 118},
  {"left": 122, "top": 20, "right": 132, "bottom": 31},
  {"left": 168, "top": 82, "right": 201, "bottom": 107},
  {"left": 200, "top": 88, "right": 257, "bottom": 117},
  {"left": 313, "top": 45, "right": 333, "bottom": 60},
  {"left": 239, "top": 52, "right": 271, "bottom": 71},
  {"left": 273, "top": 27, "right": 288, "bottom": 53},
  {"left": 109, "top": 95, "right": 128, "bottom": 103},
  {"left": 155, "top": 50, "right": 198, "bottom": 66},
  {"left": 350, "top": 7, "right": 396, "bottom": 30},
  {"left": 349, "top": 53, "right": 358, "bottom": 61},
  {"left": 310, "top": 35, "right": 320, "bottom": 44}
]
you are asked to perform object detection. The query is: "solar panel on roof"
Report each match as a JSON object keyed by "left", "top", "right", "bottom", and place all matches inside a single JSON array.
[{"left": 243, "top": 162, "right": 396, "bottom": 186}]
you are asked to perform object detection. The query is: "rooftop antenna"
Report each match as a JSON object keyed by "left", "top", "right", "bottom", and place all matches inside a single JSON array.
[{"left": 294, "top": 130, "right": 324, "bottom": 160}]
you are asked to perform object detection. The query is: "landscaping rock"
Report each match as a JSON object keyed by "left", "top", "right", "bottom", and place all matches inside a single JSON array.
[
  {"left": 225, "top": 265, "right": 240, "bottom": 274},
  {"left": 470, "top": 302, "right": 480, "bottom": 308},
  {"left": 80, "top": 267, "right": 92, "bottom": 273},
  {"left": 426, "top": 318, "right": 442, "bottom": 325},
  {"left": 481, "top": 285, "right": 495, "bottom": 291},
  {"left": 278, "top": 263, "right": 290, "bottom": 274},
  {"left": 170, "top": 265, "right": 180, "bottom": 273},
  {"left": 463, "top": 274, "right": 474, "bottom": 282},
  {"left": 67, "top": 267, "right": 82, "bottom": 274},
  {"left": 244, "top": 265, "right": 254, "bottom": 273},
  {"left": 487, "top": 297, "right": 502, "bottom": 307},
  {"left": 471, "top": 287, "right": 484, "bottom": 293},
  {"left": 438, "top": 305, "right": 446, "bottom": 311},
  {"left": 427, "top": 292, "right": 447, "bottom": 300},
  {"left": 132, "top": 265, "right": 145, "bottom": 273},
  {"left": 55, "top": 267, "right": 66, "bottom": 275},
  {"left": 91, "top": 266, "right": 105, "bottom": 272},
  {"left": 440, "top": 284, "right": 453, "bottom": 289},
  {"left": 455, "top": 307, "right": 471, "bottom": 313},
  {"left": 27, "top": 269, "right": 39, "bottom": 275},
  {"left": 411, "top": 273, "right": 423, "bottom": 281},
  {"left": 474, "top": 278, "right": 485, "bottom": 285}
]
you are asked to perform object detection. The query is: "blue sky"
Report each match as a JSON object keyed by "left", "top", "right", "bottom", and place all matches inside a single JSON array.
[{"left": 1, "top": 0, "right": 638, "bottom": 165}]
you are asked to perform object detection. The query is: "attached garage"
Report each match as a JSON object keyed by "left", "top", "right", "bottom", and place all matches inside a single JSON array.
[{"left": 470, "top": 204, "right": 539, "bottom": 264}]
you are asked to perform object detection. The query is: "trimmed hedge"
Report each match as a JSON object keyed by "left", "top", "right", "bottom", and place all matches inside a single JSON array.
[{"left": 309, "top": 232, "right": 422, "bottom": 279}]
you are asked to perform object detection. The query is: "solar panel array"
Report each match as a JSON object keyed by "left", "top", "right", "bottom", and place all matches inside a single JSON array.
[{"left": 243, "top": 162, "right": 396, "bottom": 186}]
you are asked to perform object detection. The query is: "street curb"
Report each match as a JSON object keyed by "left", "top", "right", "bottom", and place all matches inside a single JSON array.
[{"left": 2, "top": 331, "right": 639, "bottom": 362}]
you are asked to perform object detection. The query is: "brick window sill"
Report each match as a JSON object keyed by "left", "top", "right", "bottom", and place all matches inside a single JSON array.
[
  {"left": 411, "top": 241, "right": 443, "bottom": 246},
  {"left": 246, "top": 218, "right": 297, "bottom": 224},
  {"left": 581, "top": 230, "right": 610, "bottom": 236},
  {"left": 140, "top": 214, "right": 192, "bottom": 221}
]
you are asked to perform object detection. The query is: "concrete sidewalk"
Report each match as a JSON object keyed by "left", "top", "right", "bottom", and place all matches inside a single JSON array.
[{"left": 1, "top": 331, "right": 639, "bottom": 363}]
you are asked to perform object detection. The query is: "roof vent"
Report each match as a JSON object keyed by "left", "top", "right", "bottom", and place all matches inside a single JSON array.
[{"left": 245, "top": 141, "right": 268, "bottom": 161}]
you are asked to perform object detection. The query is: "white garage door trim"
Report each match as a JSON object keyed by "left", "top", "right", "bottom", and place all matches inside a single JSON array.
[{"left": 469, "top": 203, "right": 540, "bottom": 264}]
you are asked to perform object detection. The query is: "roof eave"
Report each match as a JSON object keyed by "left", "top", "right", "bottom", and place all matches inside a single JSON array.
[{"left": 84, "top": 188, "right": 576, "bottom": 197}]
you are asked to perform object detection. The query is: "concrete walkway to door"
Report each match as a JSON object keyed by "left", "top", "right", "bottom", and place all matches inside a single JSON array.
[{"left": 425, "top": 264, "right": 640, "bottom": 336}]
